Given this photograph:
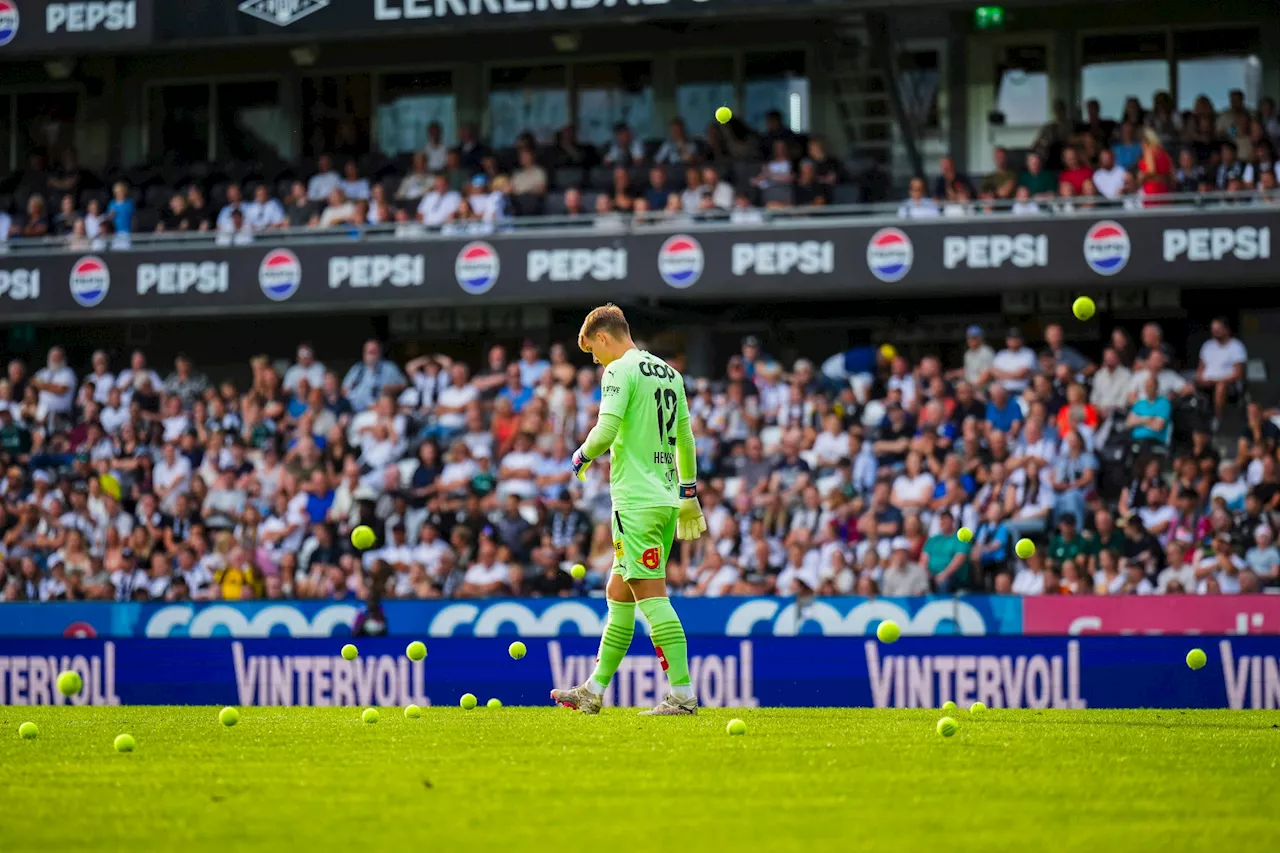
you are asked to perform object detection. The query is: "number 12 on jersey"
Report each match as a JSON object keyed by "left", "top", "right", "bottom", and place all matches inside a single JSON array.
[{"left": 653, "top": 388, "right": 677, "bottom": 446}]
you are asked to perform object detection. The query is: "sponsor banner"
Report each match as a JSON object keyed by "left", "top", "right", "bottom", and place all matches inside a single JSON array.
[
  {"left": 0, "top": 595, "right": 1024, "bottom": 639},
  {"left": 1022, "top": 595, "right": 1280, "bottom": 636},
  {"left": 1, "top": 636, "right": 1277, "bottom": 709},
  {"left": 0, "top": 0, "right": 152, "bottom": 55},
  {"left": 156, "top": 0, "right": 824, "bottom": 43},
  {"left": 2, "top": 211, "right": 1278, "bottom": 320}
]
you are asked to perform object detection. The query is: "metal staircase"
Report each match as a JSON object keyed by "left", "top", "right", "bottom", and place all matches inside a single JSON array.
[{"left": 817, "top": 12, "right": 925, "bottom": 196}]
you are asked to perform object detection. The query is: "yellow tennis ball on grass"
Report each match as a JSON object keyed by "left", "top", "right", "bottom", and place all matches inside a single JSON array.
[{"left": 936, "top": 717, "right": 958, "bottom": 737}]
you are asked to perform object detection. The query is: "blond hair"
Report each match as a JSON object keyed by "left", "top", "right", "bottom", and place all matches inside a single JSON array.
[{"left": 578, "top": 303, "right": 630, "bottom": 352}]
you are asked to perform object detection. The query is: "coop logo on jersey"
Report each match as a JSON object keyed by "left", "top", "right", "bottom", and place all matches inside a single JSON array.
[
  {"left": 866, "top": 228, "right": 913, "bottom": 282},
  {"left": 69, "top": 256, "right": 109, "bottom": 307},
  {"left": 1082, "top": 220, "right": 1131, "bottom": 277},
  {"left": 238, "top": 0, "right": 329, "bottom": 27},
  {"left": 657, "top": 235, "right": 703, "bottom": 289},
  {"left": 0, "top": 0, "right": 19, "bottom": 46},
  {"left": 455, "top": 241, "right": 500, "bottom": 295},
  {"left": 258, "top": 249, "right": 301, "bottom": 302}
]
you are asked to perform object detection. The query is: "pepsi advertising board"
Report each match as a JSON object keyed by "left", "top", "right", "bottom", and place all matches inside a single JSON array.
[
  {"left": 0, "top": 209, "right": 1275, "bottom": 320},
  {"left": 0, "top": 0, "right": 153, "bottom": 55},
  {"left": 1, "top": 636, "right": 1277, "bottom": 709}
]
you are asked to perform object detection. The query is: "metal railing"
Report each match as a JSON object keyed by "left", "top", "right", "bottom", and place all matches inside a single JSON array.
[{"left": 0, "top": 189, "right": 1274, "bottom": 258}]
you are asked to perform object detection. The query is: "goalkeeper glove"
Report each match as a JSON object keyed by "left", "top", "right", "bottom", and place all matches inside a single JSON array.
[
  {"left": 676, "top": 483, "right": 707, "bottom": 541},
  {"left": 571, "top": 446, "right": 593, "bottom": 482}
]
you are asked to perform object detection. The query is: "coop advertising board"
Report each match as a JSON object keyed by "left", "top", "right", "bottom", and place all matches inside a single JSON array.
[
  {"left": 0, "top": 211, "right": 1275, "bottom": 320},
  {"left": 1, "top": 636, "right": 1277, "bottom": 709}
]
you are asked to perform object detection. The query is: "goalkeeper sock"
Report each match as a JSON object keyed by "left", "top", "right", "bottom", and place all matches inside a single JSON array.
[
  {"left": 588, "top": 599, "right": 636, "bottom": 694},
  {"left": 638, "top": 597, "right": 693, "bottom": 700}
]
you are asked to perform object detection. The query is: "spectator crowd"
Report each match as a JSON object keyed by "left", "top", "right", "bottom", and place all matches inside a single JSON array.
[
  {"left": 4, "top": 88, "right": 1276, "bottom": 248},
  {"left": 0, "top": 310, "right": 1276, "bottom": 605}
]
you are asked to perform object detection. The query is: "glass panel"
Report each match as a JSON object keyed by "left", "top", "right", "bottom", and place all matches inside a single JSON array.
[
  {"left": 216, "top": 81, "right": 288, "bottom": 162},
  {"left": 744, "top": 51, "right": 808, "bottom": 132},
  {"left": 1081, "top": 32, "right": 1168, "bottom": 120},
  {"left": 377, "top": 71, "right": 455, "bottom": 155},
  {"left": 899, "top": 50, "right": 941, "bottom": 132},
  {"left": 0, "top": 95, "right": 12, "bottom": 174},
  {"left": 995, "top": 44, "right": 1049, "bottom": 127},
  {"left": 574, "top": 61, "right": 654, "bottom": 147},
  {"left": 148, "top": 85, "right": 209, "bottom": 163},
  {"left": 301, "top": 74, "right": 372, "bottom": 160},
  {"left": 17, "top": 91, "right": 80, "bottom": 167},
  {"left": 676, "top": 56, "right": 735, "bottom": 137},
  {"left": 1177, "top": 56, "right": 1261, "bottom": 112},
  {"left": 488, "top": 65, "right": 567, "bottom": 147}
]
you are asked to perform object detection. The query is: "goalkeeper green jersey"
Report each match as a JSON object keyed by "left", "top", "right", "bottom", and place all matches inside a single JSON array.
[{"left": 597, "top": 348, "right": 688, "bottom": 511}]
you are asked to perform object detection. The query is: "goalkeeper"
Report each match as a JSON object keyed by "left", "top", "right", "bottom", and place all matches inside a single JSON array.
[{"left": 551, "top": 304, "right": 706, "bottom": 716}]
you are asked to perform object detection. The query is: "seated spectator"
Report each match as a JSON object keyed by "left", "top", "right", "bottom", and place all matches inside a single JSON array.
[
  {"left": 897, "top": 177, "right": 940, "bottom": 218},
  {"left": 1138, "top": 129, "right": 1174, "bottom": 198},
  {"left": 340, "top": 160, "right": 371, "bottom": 200},
  {"left": 1111, "top": 122, "right": 1143, "bottom": 170},
  {"left": 417, "top": 174, "right": 461, "bottom": 227},
  {"left": 806, "top": 138, "right": 841, "bottom": 185},
  {"left": 1216, "top": 141, "right": 1255, "bottom": 190},
  {"left": 1244, "top": 526, "right": 1280, "bottom": 585},
  {"left": 970, "top": 501, "right": 1013, "bottom": 585},
  {"left": 158, "top": 191, "right": 205, "bottom": 232},
  {"left": 932, "top": 155, "right": 975, "bottom": 201},
  {"left": 602, "top": 122, "right": 644, "bottom": 167},
  {"left": 1018, "top": 152, "right": 1057, "bottom": 199},
  {"left": 985, "top": 384, "right": 1024, "bottom": 435},
  {"left": 217, "top": 184, "right": 249, "bottom": 232},
  {"left": 753, "top": 140, "right": 795, "bottom": 191},
  {"left": 992, "top": 327, "right": 1037, "bottom": 393},
  {"left": 680, "top": 166, "right": 707, "bottom": 213},
  {"left": 703, "top": 166, "right": 735, "bottom": 210},
  {"left": 553, "top": 124, "right": 593, "bottom": 168},
  {"left": 307, "top": 154, "right": 341, "bottom": 202},
  {"left": 20, "top": 194, "right": 51, "bottom": 238},
  {"left": 981, "top": 146, "right": 1018, "bottom": 199},
  {"left": 456, "top": 123, "right": 491, "bottom": 173},
  {"left": 759, "top": 109, "right": 796, "bottom": 158},
  {"left": 317, "top": 188, "right": 358, "bottom": 228},
  {"left": 423, "top": 121, "right": 449, "bottom": 172},
  {"left": 1050, "top": 430, "right": 1097, "bottom": 527},
  {"left": 397, "top": 152, "right": 433, "bottom": 200},
  {"left": 593, "top": 194, "right": 626, "bottom": 230},
  {"left": 1058, "top": 147, "right": 1096, "bottom": 196},
  {"left": 1173, "top": 147, "right": 1206, "bottom": 194},
  {"left": 610, "top": 167, "right": 635, "bottom": 212},
  {"left": 1090, "top": 148, "right": 1127, "bottom": 199},
  {"left": 643, "top": 167, "right": 671, "bottom": 211},
  {"left": 279, "top": 182, "right": 311, "bottom": 229},
  {"left": 1195, "top": 317, "right": 1247, "bottom": 424},
  {"left": 107, "top": 181, "right": 136, "bottom": 235},
  {"left": 510, "top": 147, "right": 548, "bottom": 197},
  {"left": 653, "top": 118, "right": 697, "bottom": 165},
  {"left": 52, "top": 194, "right": 79, "bottom": 236},
  {"left": 794, "top": 159, "right": 830, "bottom": 207},
  {"left": 1010, "top": 184, "right": 1041, "bottom": 215},
  {"left": 1126, "top": 372, "right": 1172, "bottom": 452},
  {"left": 245, "top": 184, "right": 285, "bottom": 231}
]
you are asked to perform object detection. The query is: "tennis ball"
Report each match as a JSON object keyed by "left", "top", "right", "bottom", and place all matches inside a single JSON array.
[
  {"left": 460, "top": 693, "right": 477, "bottom": 710},
  {"left": 970, "top": 701, "right": 987, "bottom": 716},
  {"left": 508, "top": 641, "right": 527, "bottom": 660},
  {"left": 957, "top": 526, "right": 973, "bottom": 543},
  {"left": 361, "top": 708, "right": 379, "bottom": 724},
  {"left": 406, "top": 641, "right": 427, "bottom": 662},
  {"left": 219, "top": 706, "right": 239, "bottom": 727},
  {"left": 941, "top": 700, "right": 958, "bottom": 713},
  {"left": 1015, "top": 538, "right": 1036, "bottom": 559},
  {"left": 487, "top": 698, "right": 502, "bottom": 709},
  {"left": 19, "top": 722, "right": 38, "bottom": 740},
  {"left": 114, "top": 733, "right": 136, "bottom": 753},
  {"left": 1072, "top": 296, "right": 1096, "bottom": 321},
  {"left": 726, "top": 718, "right": 747, "bottom": 736},
  {"left": 57, "top": 669, "right": 82, "bottom": 697},
  {"left": 936, "top": 717, "right": 959, "bottom": 738},
  {"left": 1186, "top": 648, "right": 1207, "bottom": 670},
  {"left": 876, "top": 620, "right": 900, "bottom": 644},
  {"left": 351, "top": 525, "right": 376, "bottom": 550},
  {"left": 404, "top": 704, "right": 422, "bottom": 719},
  {"left": 570, "top": 563, "right": 586, "bottom": 580},
  {"left": 879, "top": 343, "right": 897, "bottom": 361},
  {"left": 715, "top": 106, "right": 732, "bottom": 124},
  {"left": 341, "top": 643, "right": 358, "bottom": 661}
]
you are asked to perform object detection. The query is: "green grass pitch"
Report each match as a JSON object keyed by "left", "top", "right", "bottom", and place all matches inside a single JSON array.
[{"left": 2, "top": 707, "right": 1277, "bottom": 852}]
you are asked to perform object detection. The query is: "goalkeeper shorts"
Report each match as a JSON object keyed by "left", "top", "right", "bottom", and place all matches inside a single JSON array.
[{"left": 610, "top": 506, "right": 678, "bottom": 582}]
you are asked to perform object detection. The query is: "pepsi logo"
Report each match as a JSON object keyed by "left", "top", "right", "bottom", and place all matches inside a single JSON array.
[
  {"left": 259, "top": 249, "right": 301, "bottom": 301},
  {"left": 866, "top": 228, "right": 913, "bottom": 282},
  {"left": 1082, "top": 220, "right": 1131, "bottom": 276},
  {"left": 0, "top": 0, "right": 18, "bottom": 47},
  {"left": 657, "top": 235, "right": 704, "bottom": 289},
  {"left": 455, "top": 241, "right": 500, "bottom": 295},
  {"left": 69, "top": 256, "right": 109, "bottom": 307}
]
